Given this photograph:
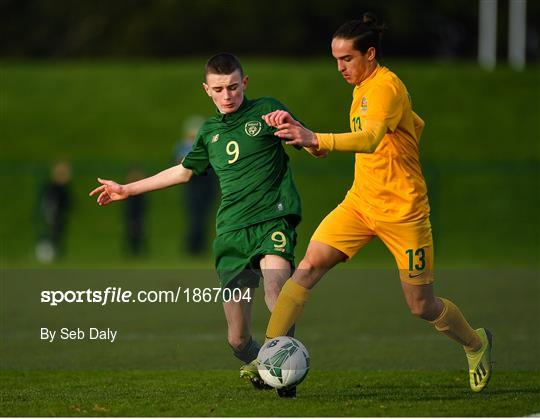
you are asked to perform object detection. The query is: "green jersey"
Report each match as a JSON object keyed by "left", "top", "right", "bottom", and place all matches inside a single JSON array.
[{"left": 182, "top": 97, "right": 301, "bottom": 235}]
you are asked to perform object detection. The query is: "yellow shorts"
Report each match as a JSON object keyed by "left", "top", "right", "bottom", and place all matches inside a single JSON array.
[{"left": 311, "top": 201, "right": 434, "bottom": 285}]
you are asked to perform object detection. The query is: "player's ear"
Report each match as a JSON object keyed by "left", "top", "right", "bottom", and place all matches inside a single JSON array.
[
  {"left": 367, "top": 47, "right": 377, "bottom": 61},
  {"left": 242, "top": 75, "right": 249, "bottom": 90},
  {"left": 202, "top": 82, "right": 211, "bottom": 97}
]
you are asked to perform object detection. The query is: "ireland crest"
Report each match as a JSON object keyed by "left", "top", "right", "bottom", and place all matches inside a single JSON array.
[{"left": 245, "top": 121, "right": 262, "bottom": 137}]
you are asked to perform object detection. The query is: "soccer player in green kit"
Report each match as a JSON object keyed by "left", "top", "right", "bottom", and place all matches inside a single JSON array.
[{"left": 89, "top": 53, "right": 300, "bottom": 397}]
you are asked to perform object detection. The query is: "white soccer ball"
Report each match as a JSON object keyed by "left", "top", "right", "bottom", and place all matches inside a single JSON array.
[{"left": 257, "top": 336, "right": 310, "bottom": 389}]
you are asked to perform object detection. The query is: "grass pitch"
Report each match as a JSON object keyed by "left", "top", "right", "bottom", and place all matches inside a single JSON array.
[{"left": 2, "top": 370, "right": 539, "bottom": 417}]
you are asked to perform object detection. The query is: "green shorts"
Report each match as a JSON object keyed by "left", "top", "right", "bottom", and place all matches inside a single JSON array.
[{"left": 213, "top": 216, "right": 298, "bottom": 289}]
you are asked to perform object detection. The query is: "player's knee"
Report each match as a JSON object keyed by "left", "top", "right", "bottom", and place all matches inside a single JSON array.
[
  {"left": 296, "top": 244, "right": 345, "bottom": 286},
  {"left": 227, "top": 334, "right": 251, "bottom": 352},
  {"left": 408, "top": 298, "right": 437, "bottom": 320},
  {"left": 296, "top": 258, "right": 322, "bottom": 285}
]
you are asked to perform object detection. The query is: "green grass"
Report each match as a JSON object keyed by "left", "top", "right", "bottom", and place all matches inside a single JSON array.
[{"left": 2, "top": 370, "right": 539, "bottom": 417}]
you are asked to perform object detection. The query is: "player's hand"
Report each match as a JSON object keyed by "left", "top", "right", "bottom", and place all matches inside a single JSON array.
[
  {"left": 262, "top": 110, "right": 319, "bottom": 149},
  {"left": 262, "top": 110, "right": 301, "bottom": 128},
  {"left": 89, "top": 178, "right": 129, "bottom": 206},
  {"left": 274, "top": 123, "right": 319, "bottom": 149}
]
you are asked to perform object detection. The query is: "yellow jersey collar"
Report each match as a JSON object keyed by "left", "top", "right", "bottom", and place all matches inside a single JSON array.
[{"left": 358, "top": 64, "right": 381, "bottom": 88}]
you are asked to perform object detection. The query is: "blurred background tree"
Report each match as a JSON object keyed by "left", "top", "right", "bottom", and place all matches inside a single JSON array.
[{"left": 1, "top": 0, "right": 538, "bottom": 60}]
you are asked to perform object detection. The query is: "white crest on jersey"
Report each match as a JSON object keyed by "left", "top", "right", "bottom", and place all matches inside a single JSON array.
[{"left": 245, "top": 121, "right": 262, "bottom": 137}]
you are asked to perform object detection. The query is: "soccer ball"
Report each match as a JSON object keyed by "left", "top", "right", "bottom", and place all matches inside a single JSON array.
[{"left": 257, "top": 336, "right": 310, "bottom": 389}]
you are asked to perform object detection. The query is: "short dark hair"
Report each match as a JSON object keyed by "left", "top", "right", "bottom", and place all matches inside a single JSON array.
[
  {"left": 205, "top": 53, "right": 244, "bottom": 78},
  {"left": 333, "top": 12, "right": 387, "bottom": 58}
]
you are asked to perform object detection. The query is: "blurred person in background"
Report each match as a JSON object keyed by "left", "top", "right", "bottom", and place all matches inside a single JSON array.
[
  {"left": 124, "top": 168, "right": 148, "bottom": 256},
  {"left": 260, "top": 13, "right": 493, "bottom": 393},
  {"left": 35, "top": 160, "right": 72, "bottom": 263},
  {"left": 173, "top": 115, "right": 218, "bottom": 256},
  {"left": 90, "top": 53, "right": 302, "bottom": 398}
]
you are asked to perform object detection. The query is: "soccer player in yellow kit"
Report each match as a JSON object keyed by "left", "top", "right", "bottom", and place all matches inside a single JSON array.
[{"left": 260, "top": 13, "right": 493, "bottom": 393}]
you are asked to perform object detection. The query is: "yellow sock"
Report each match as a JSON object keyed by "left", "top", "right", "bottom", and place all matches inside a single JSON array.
[
  {"left": 430, "top": 298, "right": 482, "bottom": 352},
  {"left": 266, "top": 279, "right": 310, "bottom": 340}
]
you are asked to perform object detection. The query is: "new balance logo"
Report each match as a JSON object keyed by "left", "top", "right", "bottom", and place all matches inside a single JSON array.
[{"left": 211, "top": 134, "right": 220, "bottom": 143}]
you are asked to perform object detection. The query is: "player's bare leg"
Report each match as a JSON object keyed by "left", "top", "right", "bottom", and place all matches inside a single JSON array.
[
  {"left": 401, "top": 282, "right": 493, "bottom": 392},
  {"left": 293, "top": 241, "right": 347, "bottom": 289},
  {"left": 223, "top": 289, "right": 258, "bottom": 360},
  {"left": 260, "top": 254, "right": 292, "bottom": 311},
  {"left": 224, "top": 289, "right": 270, "bottom": 389},
  {"left": 400, "top": 282, "right": 443, "bottom": 321}
]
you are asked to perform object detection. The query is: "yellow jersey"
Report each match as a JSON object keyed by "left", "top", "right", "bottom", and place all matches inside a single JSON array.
[{"left": 340, "top": 65, "right": 430, "bottom": 222}]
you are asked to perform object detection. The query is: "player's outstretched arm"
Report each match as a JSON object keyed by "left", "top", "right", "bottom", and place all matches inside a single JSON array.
[
  {"left": 264, "top": 109, "right": 387, "bottom": 154},
  {"left": 89, "top": 164, "right": 193, "bottom": 206},
  {"left": 315, "top": 119, "right": 387, "bottom": 154}
]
